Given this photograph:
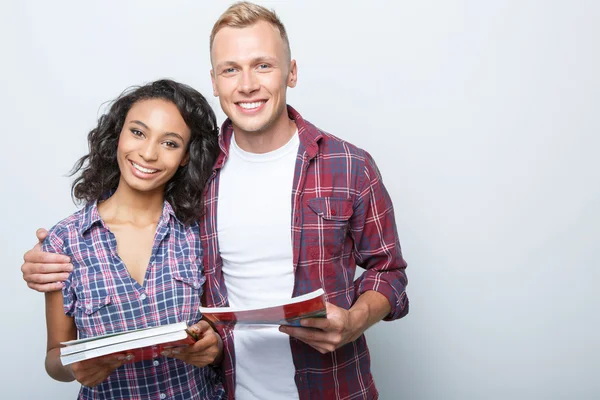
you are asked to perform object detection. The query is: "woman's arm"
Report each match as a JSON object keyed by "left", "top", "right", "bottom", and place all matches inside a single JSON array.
[
  {"left": 45, "top": 290, "right": 77, "bottom": 381},
  {"left": 45, "top": 291, "right": 130, "bottom": 387}
]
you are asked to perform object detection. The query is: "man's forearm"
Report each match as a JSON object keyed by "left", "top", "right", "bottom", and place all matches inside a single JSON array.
[{"left": 347, "top": 290, "right": 392, "bottom": 341}]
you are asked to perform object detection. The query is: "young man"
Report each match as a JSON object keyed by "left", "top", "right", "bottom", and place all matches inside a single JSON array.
[{"left": 22, "top": 2, "right": 409, "bottom": 399}]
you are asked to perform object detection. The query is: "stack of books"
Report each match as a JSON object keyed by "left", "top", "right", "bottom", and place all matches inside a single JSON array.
[{"left": 60, "top": 322, "right": 198, "bottom": 365}]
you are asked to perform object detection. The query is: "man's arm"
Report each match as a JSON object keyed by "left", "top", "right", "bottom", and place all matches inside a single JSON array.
[
  {"left": 22, "top": 228, "right": 73, "bottom": 292},
  {"left": 280, "top": 290, "right": 390, "bottom": 354},
  {"left": 280, "top": 151, "right": 408, "bottom": 353}
]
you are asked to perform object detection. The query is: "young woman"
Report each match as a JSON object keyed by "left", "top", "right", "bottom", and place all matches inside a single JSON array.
[{"left": 43, "top": 80, "right": 225, "bottom": 399}]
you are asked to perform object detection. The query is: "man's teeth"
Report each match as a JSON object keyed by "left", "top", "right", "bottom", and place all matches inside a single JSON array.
[
  {"left": 238, "top": 101, "right": 265, "bottom": 110},
  {"left": 131, "top": 162, "right": 158, "bottom": 174}
]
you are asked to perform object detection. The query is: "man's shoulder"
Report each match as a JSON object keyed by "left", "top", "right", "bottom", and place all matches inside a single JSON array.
[
  {"left": 302, "top": 119, "right": 369, "bottom": 160},
  {"left": 291, "top": 105, "right": 368, "bottom": 160}
]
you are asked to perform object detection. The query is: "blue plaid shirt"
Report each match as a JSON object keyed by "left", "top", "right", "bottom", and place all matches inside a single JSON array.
[{"left": 43, "top": 200, "right": 225, "bottom": 400}]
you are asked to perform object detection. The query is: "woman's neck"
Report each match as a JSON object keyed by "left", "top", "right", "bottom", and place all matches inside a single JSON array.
[{"left": 97, "top": 181, "right": 165, "bottom": 227}]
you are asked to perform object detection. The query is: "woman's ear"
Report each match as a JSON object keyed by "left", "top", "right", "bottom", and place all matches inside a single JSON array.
[{"left": 180, "top": 153, "right": 190, "bottom": 167}]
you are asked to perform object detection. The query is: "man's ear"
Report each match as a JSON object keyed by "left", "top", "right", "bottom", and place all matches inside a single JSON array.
[
  {"left": 287, "top": 59, "right": 298, "bottom": 88},
  {"left": 211, "top": 69, "right": 219, "bottom": 97}
]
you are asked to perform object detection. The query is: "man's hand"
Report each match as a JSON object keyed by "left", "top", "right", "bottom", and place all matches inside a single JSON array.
[
  {"left": 161, "top": 321, "right": 223, "bottom": 368},
  {"left": 279, "top": 302, "right": 366, "bottom": 354},
  {"left": 21, "top": 228, "right": 72, "bottom": 292},
  {"left": 279, "top": 291, "right": 392, "bottom": 354},
  {"left": 69, "top": 353, "right": 130, "bottom": 387}
]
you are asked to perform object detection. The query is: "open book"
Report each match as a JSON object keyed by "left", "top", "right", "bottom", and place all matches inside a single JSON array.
[
  {"left": 60, "top": 322, "right": 198, "bottom": 366},
  {"left": 199, "top": 288, "right": 327, "bottom": 327}
]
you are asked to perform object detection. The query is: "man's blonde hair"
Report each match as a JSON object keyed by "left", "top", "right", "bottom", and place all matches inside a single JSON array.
[{"left": 210, "top": 2, "right": 291, "bottom": 61}]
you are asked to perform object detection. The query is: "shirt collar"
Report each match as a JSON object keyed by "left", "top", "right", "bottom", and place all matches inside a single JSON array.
[
  {"left": 78, "top": 201, "right": 103, "bottom": 235},
  {"left": 78, "top": 196, "right": 179, "bottom": 235},
  {"left": 214, "top": 105, "right": 323, "bottom": 171}
]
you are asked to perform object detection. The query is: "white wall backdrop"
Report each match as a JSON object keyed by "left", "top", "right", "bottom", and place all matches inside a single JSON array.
[{"left": 1, "top": 1, "right": 598, "bottom": 399}]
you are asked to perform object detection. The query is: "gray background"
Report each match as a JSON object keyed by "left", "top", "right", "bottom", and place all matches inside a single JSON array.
[{"left": 1, "top": 0, "right": 598, "bottom": 399}]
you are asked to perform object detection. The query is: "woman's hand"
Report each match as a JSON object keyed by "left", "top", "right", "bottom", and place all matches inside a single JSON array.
[
  {"left": 69, "top": 353, "right": 131, "bottom": 387},
  {"left": 161, "top": 321, "right": 223, "bottom": 368}
]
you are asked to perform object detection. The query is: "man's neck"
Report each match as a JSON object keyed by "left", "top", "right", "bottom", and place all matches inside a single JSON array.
[{"left": 233, "top": 117, "right": 297, "bottom": 154}]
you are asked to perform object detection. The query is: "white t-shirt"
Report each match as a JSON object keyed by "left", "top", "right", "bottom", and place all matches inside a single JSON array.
[{"left": 216, "top": 131, "right": 300, "bottom": 400}]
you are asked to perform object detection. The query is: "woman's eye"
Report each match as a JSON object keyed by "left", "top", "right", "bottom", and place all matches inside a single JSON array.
[
  {"left": 130, "top": 129, "right": 144, "bottom": 137},
  {"left": 164, "top": 141, "right": 179, "bottom": 148}
]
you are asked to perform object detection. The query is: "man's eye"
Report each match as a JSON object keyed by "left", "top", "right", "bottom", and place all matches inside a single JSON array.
[
  {"left": 223, "top": 67, "right": 236, "bottom": 74},
  {"left": 258, "top": 64, "right": 269, "bottom": 69}
]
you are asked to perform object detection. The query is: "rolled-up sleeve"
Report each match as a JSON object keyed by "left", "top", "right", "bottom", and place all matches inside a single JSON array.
[{"left": 351, "top": 151, "right": 409, "bottom": 321}]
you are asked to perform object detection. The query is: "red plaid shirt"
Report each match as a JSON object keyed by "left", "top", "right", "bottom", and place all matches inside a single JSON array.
[{"left": 200, "top": 106, "right": 409, "bottom": 400}]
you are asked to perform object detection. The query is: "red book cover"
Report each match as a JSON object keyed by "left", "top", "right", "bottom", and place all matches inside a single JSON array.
[{"left": 200, "top": 288, "right": 327, "bottom": 327}]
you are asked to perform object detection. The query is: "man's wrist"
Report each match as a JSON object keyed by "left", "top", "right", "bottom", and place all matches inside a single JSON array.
[
  {"left": 350, "top": 291, "right": 391, "bottom": 334},
  {"left": 348, "top": 304, "right": 370, "bottom": 340}
]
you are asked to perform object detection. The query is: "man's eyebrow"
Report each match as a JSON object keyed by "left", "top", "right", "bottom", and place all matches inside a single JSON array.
[
  {"left": 216, "top": 56, "right": 279, "bottom": 70},
  {"left": 252, "top": 56, "right": 278, "bottom": 64},
  {"left": 215, "top": 60, "right": 237, "bottom": 70}
]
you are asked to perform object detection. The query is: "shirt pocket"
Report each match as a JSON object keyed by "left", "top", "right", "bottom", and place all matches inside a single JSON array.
[
  {"left": 73, "top": 288, "right": 114, "bottom": 338},
  {"left": 171, "top": 258, "right": 205, "bottom": 324},
  {"left": 305, "top": 197, "right": 353, "bottom": 258}
]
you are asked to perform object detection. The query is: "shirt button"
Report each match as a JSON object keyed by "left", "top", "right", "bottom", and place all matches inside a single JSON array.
[
  {"left": 331, "top": 209, "right": 337, "bottom": 216},
  {"left": 140, "top": 293, "right": 147, "bottom": 300},
  {"left": 160, "top": 394, "right": 166, "bottom": 399},
  {"left": 153, "top": 360, "right": 159, "bottom": 366}
]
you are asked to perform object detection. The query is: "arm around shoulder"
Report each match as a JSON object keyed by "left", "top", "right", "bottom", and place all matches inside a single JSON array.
[{"left": 22, "top": 227, "right": 73, "bottom": 293}]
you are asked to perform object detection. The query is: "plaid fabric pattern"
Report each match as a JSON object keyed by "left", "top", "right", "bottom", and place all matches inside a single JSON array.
[
  {"left": 200, "top": 105, "right": 409, "bottom": 400},
  {"left": 43, "top": 201, "right": 225, "bottom": 400}
]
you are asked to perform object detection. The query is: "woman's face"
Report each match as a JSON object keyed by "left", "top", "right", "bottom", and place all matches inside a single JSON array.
[{"left": 116, "top": 98, "right": 191, "bottom": 195}]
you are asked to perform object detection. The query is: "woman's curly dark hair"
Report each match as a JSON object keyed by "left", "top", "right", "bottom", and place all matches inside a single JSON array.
[{"left": 71, "top": 79, "right": 219, "bottom": 225}]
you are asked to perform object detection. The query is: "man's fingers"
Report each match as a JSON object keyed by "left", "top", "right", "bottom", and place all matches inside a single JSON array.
[
  {"left": 23, "top": 261, "right": 72, "bottom": 276},
  {"left": 311, "top": 343, "right": 338, "bottom": 354},
  {"left": 24, "top": 249, "right": 71, "bottom": 264},
  {"left": 280, "top": 326, "right": 327, "bottom": 343},
  {"left": 36, "top": 228, "right": 49, "bottom": 243},
  {"left": 26, "top": 281, "right": 64, "bottom": 293},
  {"left": 24, "top": 270, "right": 71, "bottom": 284},
  {"left": 300, "top": 316, "right": 332, "bottom": 330}
]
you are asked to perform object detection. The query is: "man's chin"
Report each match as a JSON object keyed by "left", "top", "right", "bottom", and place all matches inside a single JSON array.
[{"left": 231, "top": 120, "right": 270, "bottom": 135}]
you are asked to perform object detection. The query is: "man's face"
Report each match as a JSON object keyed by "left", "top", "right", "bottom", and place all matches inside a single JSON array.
[{"left": 210, "top": 21, "right": 297, "bottom": 138}]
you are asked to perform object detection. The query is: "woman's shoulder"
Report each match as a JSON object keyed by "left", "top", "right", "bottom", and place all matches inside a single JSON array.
[
  {"left": 44, "top": 204, "right": 97, "bottom": 250},
  {"left": 48, "top": 205, "right": 93, "bottom": 235}
]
